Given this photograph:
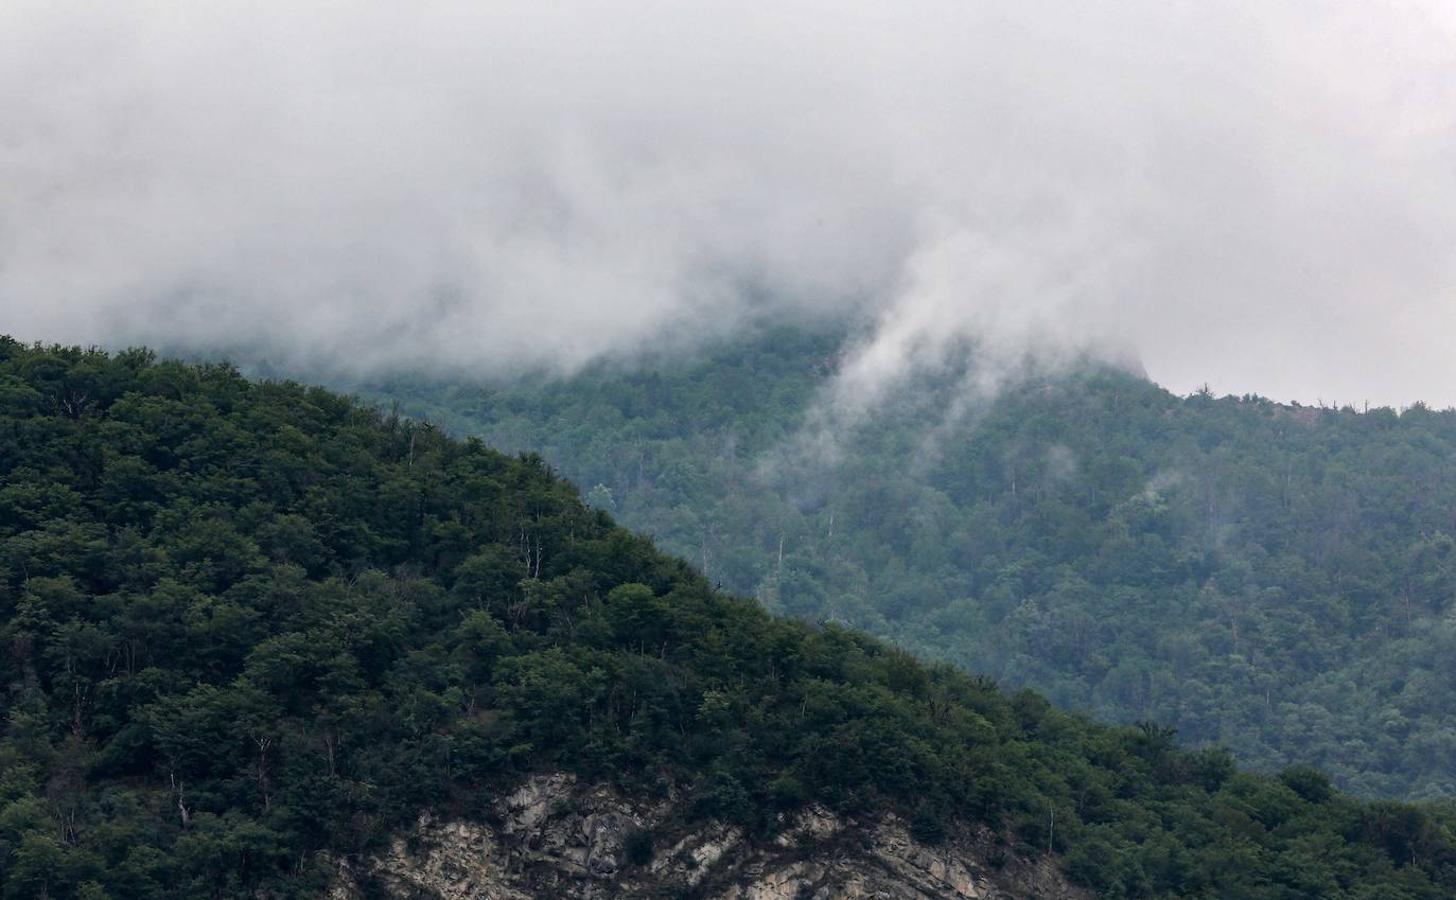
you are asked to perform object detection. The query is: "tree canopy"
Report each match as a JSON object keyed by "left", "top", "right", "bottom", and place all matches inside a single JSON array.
[
  {"left": 4, "top": 336, "right": 1456, "bottom": 898},
  {"left": 361, "top": 326, "right": 1456, "bottom": 801}
]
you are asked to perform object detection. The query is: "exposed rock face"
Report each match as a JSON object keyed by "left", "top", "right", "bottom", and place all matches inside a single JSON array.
[{"left": 330, "top": 773, "right": 1088, "bottom": 899}]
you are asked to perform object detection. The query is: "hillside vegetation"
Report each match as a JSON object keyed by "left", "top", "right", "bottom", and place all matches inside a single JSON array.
[
  {"left": 363, "top": 327, "right": 1456, "bottom": 800},
  {"left": 4, "top": 337, "right": 1456, "bottom": 898}
]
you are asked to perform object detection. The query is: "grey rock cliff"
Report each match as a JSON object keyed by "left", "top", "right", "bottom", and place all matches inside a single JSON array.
[{"left": 329, "top": 773, "right": 1088, "bottom": 899}]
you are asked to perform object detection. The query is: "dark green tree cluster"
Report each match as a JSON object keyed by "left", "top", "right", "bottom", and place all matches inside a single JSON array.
[
  {"left": 4, "top": 336, "right": 1456, "bottom": 898},
  {"left": 361, "top": 326, "right": 1456, "bottom": 799}
]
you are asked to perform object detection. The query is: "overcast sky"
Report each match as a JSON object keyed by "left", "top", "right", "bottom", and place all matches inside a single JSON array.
[{"left": 2, "top": 1, "right": 1454, "bottom": 406}]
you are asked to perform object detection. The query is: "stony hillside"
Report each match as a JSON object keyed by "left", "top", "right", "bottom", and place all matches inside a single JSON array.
[{"left": 329, "top": 772, "right": 1085, "bottom": 899}]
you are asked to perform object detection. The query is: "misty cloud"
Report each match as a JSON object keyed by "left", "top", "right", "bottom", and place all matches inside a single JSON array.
[{"left": 2, "top": 1, "right": 1454, "bottom": 405}]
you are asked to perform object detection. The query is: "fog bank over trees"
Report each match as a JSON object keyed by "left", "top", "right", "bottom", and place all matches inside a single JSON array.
[{"left": 2, "top": 1, "right": 1454, "bottom": 406}]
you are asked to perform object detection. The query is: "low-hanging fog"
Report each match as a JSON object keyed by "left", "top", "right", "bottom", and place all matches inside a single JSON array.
[{"left": 2, "top": 1, "right": 1454, "bottom": 407}]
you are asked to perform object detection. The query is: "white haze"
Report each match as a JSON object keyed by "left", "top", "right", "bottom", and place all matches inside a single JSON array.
[{"left": 1, "top": 1, "right": 1454, "bottom": 407}]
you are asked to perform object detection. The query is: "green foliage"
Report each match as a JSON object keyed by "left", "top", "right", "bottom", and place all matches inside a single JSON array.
[
  {"left": 623, "top": 826, "right": 654, "bottom": 866},
  {"left": 358, "top": 325, "right": 1456, "bottom": 801},
  {"left": 2, "top": 336, "right": 1456, "bottom": 898}
]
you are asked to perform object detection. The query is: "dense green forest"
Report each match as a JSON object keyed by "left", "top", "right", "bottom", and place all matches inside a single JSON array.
[
  {"left": 360, "top": 326, "right": 1456, "bottom": 801},
  {"left": 4, "top": 338, "right": 1456, "bottom": 897}
]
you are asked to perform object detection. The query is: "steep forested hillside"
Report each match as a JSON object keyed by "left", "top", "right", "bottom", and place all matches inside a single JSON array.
[
  {"left": 361, "top": 326, "right": 1456, "bottom": 800},
  {"left": 4, "top": 338, "right": 1456, "bottom": 897}
]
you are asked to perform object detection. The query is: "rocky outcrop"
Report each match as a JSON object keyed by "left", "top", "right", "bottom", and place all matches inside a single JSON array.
[{"left": 329, "top": 773, "right": 1088, "bottom": 899}]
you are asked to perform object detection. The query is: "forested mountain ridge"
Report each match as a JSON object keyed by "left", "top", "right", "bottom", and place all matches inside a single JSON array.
[
  {"left": 359, "top": 326, "right": 1456, "bottom": 800},
  {"left": 3, "top": 337, "right": 1456, "bottom": 897}
]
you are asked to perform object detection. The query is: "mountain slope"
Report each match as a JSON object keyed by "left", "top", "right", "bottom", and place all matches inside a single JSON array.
[
  {"left": 3, "top": 337, "right": 1456, "bottom": 898},
  {"left": 359, "top": 326, "right": 1456, "bottom": 800}
]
